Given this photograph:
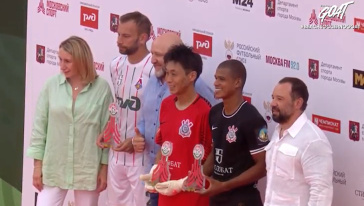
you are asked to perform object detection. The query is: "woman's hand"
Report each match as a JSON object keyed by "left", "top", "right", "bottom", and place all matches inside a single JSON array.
[
  {"left": 33, "top": 166, "right": 43, "bottom": 192},
  {"left": 96, "top": 164, "right": 108, "bottom": 193}
]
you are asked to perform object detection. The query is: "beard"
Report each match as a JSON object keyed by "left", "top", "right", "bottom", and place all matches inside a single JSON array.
[
  {"left": 118, "top": 41, "right": 139, "bottom": 55},
  {"left": 155, "top": 67, "right": 166, "bottom": 79},
  {"left": 272, "top": 107, "right": 291, "bottom": 124}
]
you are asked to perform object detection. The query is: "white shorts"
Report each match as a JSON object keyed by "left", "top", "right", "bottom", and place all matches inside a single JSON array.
[
  {"left": 37, "top": 185, "right": 99, "bottom": 206},
  {"left": 107, "top": 156, "right": 148, "bottom": 206}
]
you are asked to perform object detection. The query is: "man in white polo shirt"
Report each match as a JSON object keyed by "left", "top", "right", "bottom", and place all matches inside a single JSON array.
[{"left": 264, "top": 77, "right": 333, "bottom": 206}]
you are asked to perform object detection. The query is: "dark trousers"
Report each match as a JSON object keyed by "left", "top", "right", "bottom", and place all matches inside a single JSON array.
[
  {"left": 147, "top": 192, "right": 158, "bottom": 206},
  {"left": 210, "top": 188, "right": 263, "bottom": 206}
]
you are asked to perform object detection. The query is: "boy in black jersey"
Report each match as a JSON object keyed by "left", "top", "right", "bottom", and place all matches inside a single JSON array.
[{"left": 200, "top": 60, "right": 269, "bottom": 206}]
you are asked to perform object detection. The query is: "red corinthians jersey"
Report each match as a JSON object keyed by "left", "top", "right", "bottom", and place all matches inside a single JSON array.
[{"left": 156, "top": 94, "right": 212, "bottom": 206}]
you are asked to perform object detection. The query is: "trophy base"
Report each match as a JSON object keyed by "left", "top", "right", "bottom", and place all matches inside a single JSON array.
[
  {"left": 183, "top": 186, "right": 205, "bottom": 192},
  {"left": 103, "top": 143, "right": 111, "bottom": 148}
]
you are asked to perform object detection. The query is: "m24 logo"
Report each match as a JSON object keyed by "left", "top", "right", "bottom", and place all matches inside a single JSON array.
[
  {"left": 116, "top": 96, "right": 141, "bottom": 111},
  {"left": 233, "top": 0, "right": 253, "bottom": 7}
]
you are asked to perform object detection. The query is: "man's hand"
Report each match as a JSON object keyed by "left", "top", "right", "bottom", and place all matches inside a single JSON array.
[
  {"left": 96, "top": 164, "right": 107, "bottom": 193},
  {"left": 33, "top": 167, "right": 43, "bottom": 192},
  {"left": 154, "top": 177, "right": 187, "bottom": 196},
  {"left": 133, "top": 128, "right": 145, "bottom": 153},
  {"left": 96, "top": 133, "right": 106, "bottom": 148},
  {"left": 140, "top": 164, "right": 158, "bottom": 193},
  {"left": 113, "top": 138, "right": 134, "bottom": 153},
  {"left": 197, "top": 176, "right": 225, "bottom": 197}
]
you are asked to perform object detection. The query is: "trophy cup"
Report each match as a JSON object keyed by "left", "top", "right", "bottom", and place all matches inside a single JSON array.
[
  {"left": 102, "top": 102, "right": 121, "bottom": 148},
  {"left": 150, "top": 141, "right": 173, "bottom": 186},
  {"left": 182, "top": 144, "right": 206, "bottom": 192}
]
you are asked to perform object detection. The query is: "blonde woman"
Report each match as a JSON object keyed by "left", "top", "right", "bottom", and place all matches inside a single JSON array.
[{"left": 27, "top": 36, "right": 113, "bottom": 206}]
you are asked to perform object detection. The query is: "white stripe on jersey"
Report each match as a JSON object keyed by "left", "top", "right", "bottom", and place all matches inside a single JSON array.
[
  {"left": 109, "top": 53, "right": 154, "bottom": 166},
  {"left": 250, "top": 146, "right": 266, "bottom": 155}
]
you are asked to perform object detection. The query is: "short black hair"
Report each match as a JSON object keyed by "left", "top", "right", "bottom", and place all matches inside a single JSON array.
[
  {"left": 279, "top": 77, "right": 309, "bottom": 111},
  {"left": 217, "top": 59, "right": 247, "bottom": 89},
  {"left": 164, "top": 44, "right": 203, "bottom": 81},
  {"left": 119, "top": 11, "right": 151, "bottom": 38}
]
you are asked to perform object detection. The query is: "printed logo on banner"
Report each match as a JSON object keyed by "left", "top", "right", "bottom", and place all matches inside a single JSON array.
[
  {"left": 318, "top": 1, "right": 354, "bottom": 23},
  {"left": 80, "top": 6, "right": 98, "bottom": 29},
  {"left": 263, "top": 101, "right": 272, "bottom": 123},
  {"left": 224, "top": 40, "right": 234, "bottom": 60},
  {"left": 354, "top": 18, "right": 364, "bottom": 34},
  {"left": 309, "top": 9, "right": 319, "bottom": 25},
  {"left": 149, "top": 25, "right": 181, "bottom": 41},
  {"left": 243, "top": 95, "right": 251, "bottom": 104},
  {"left": 36, "top": 45, "right": 59, "bottom": 66},
  {"left": 333, "top": 170, "right": 346, "bottom": 185},
  {"left": 302, "top": 2, "right": 358, "bottom": 29},
  {"left": 232, "top": 41, "right": 261, "bottom": 64},
  {"left": 308, "top": 59, "right": 346, "bottom": 84},
  {"left": 37, "top": 0, "right": 69, "bottom": 18},
  {"left": 353, "top": 69, "right": 364, "bottom": 90},
  {"left": 193, "top": 33, "right": 212, "bottom": 57},
  {"left": 355, "top": 190, "right": 364, "bottom": 199},
  {"left": 94, "top": 61, "right": 104, "bottom": 71},
  {"left": 37, "top": 0, "right": 45, "bottom": 14},
  {"left": 312, "top": 114, "right": 341, "bottom": 134},
  {"left": 36, "top": 45, "right": 45, "bottom": 64},
  {"left": 266, "top": 55, "right": 299, "bottom": 70},
  {"left": 233, "top": 0, "right": 254, "bottom": 12},
  {"left": 349, "top": 121, "right": 360, "bottom": 141},
  {"left": 265, "top": 0, "right": 300, "bottom": 21},
  {"left": 308, "top": 59, "right": 319, "bottom": 79},
  {"left": 110, "top": 13, "right": 119, "bottom": 33},
  {"left": 265, "top": 0, "right": 275, "bottom": 17}
]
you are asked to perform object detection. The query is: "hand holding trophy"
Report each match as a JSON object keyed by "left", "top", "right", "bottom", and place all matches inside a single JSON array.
[{"left": 97, "top": 102, "right": 121, "bottom": 148}]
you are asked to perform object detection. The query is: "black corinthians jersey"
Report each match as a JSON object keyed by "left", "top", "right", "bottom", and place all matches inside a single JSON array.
[{"left": 209, "top": 101, "right": 269, "bottom": 205}]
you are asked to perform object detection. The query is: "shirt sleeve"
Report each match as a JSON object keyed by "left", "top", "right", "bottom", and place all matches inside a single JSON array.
[
  {"left": 245, "top": 112, "right": 270, "bottom": 155},
  {"left": 26, "top": 81, "right": 50, "bottom": 160},
  {"left": 137, "top": 90, "right": 146, "bottom": 137},
  {"left": 100, "top": 85, "right": 114, "bottom": 164},
  {"left": 200, "top": 110, "right": 212, "bottom": 163},
  {"left": 303, "top": 139, "right": 333, "bottom": 205},
  {"left": 155, "top": 99, "right": 165, "bottom": 146},
  {"left": 195, "top": 78, "right": 218, "bottom": 106}
]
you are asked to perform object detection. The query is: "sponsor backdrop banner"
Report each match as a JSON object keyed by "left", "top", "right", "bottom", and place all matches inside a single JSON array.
[{"left": 23, "top": 0, "right": 364, "bottom": 205}]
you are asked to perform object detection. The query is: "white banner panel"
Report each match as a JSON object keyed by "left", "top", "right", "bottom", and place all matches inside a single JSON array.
[{"left": 23, "top": 0, "right": 364, "bottom": 205}]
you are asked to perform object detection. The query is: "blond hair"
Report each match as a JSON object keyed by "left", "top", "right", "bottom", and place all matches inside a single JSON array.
[{"left": 59, "top": 36, "right": 97, "bottom": 84}]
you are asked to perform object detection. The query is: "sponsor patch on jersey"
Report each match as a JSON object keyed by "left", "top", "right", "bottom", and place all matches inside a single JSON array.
[
  {"left": 226, "top": 125, "right": 238, "bottom": 143},
  {"left": 179, "top": 119, "right": 193, "bottom": 138},
  {"left": 258, "top": 127, "right": 269, "bottom": 142},
  {"left": 135, "top": 78, "right": 142, "bottom": 90}
]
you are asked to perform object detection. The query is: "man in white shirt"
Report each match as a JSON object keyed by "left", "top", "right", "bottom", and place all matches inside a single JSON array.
[
  {"left": 97, "top": 11, "right": 154, "bottom": 206},
  {"left": 264, "top": 77, "right": 333, "bottom": 206}
]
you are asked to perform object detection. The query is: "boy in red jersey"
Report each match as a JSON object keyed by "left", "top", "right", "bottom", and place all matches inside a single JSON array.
[{"left": 141, "top": 44, "right": 212, "bottom": 206}]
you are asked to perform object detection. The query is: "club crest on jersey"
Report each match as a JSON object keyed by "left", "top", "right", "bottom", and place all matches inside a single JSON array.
[
  {"left": 135, "top": 78, "right": 142, "bottom": 90},
  {"left": 117, "top": 74, "right": 123, "bottom": 85},
  {"left": 258, "top": 127, "right": 269, "bottom": 142},
  {"left": 179, "top": 119, "right": 193, "bottom": 138},
  {"left": 226, "top": 125, "right": 238, "bottom": 143}
]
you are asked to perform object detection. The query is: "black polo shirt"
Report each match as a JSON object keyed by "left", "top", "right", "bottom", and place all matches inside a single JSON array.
[{"left": 209, "top": 101, "right": 269, "bottom": 205}]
